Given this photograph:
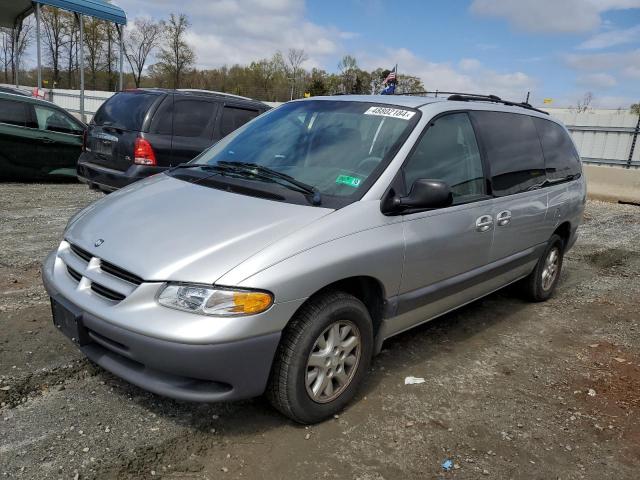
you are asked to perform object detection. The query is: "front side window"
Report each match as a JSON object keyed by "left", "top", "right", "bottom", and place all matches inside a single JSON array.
[
  {"left": 533, "top": 118, "right": 581, "bottom": 180},
  {"left": 0, "top": 99, "right": 28, "bottom": 127},
  {"left": 471, "top": 111, "right": 546, "bottom": 196},
  {"left": 403, "top": 113, "right": 485, "bottom": 204},
  {"left": 186, "top": 101, "right": 420, "bottom": 204},
  {"left": 34, "top": 105, "right": 82, "bottom": 135}
]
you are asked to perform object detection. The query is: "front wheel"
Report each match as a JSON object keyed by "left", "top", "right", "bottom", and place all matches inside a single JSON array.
[
  {"left": 267, "top": 291, "right": 373, "bottom": 424},
  {"left": 522, "top": 234, "right": 564, "bottom": 302}
]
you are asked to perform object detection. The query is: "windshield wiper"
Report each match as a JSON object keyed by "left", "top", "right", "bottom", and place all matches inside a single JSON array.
[{"left": 217, "top": 161, "right": 322, "bottom": 205}]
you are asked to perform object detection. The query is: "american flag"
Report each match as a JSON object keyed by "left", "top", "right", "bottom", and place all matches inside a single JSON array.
[{"left": 383, "top": 66, "right": 397, "bottom": 85}]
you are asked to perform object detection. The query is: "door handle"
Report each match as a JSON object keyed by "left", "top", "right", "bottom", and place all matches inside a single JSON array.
[
  {"left": 496, "top": 210, "right": 512, "bottom": 226},
  {"left": 38, "top": 137, "right": 55, "bottom": 144},
  {"left": 475, "top": 215, "right": 493, "bottom": 232}
]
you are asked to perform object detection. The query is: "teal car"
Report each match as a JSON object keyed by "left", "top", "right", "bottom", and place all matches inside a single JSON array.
[{"left": 0, "top": 91, "right": 86, "bottom": 181}]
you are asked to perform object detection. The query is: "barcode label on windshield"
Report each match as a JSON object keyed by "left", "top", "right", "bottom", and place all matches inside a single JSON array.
[{"left": 364, "top": 106, "right": 416, "bottom": 120}]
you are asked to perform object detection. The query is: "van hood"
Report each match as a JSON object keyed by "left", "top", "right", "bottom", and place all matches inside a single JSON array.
[{"left": 65, "top": 175, "right": 333, "bottom": 284}]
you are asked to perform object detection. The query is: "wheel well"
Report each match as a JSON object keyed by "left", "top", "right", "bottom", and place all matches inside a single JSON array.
[
  {"left": 306, "top": 276, "right": 385, "bottom": 336},
  {"left": 553, "top": 222, "right": 572, "bottom": 248}
]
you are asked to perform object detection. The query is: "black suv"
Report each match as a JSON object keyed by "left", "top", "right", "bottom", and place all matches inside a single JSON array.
[{"left": 77, "top": 89, "right": 269, "bottom": 191}]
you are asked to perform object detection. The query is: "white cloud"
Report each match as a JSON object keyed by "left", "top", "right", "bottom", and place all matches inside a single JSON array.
[
  {"left": 622, "top": 65, "right": 640, "bottom": 78},
  {"left": 565, "top": 49, "right": 640, "bottom": 72},
  {"left": 578, "top": 24, "right": 640, "bottom": 49},
  {"left": 116, "top": 0, "right": 351, "bottom": 69},
  {"left": 458, "top": 58, "right": 482, "bottom": 71},
  {"left": 359, "top": 48, "right": 537, "bottom": 101},
  {"left": 470, "top": 0, "right": 640, "bottom": 33},
  {"left": 576, "top": 72, "right": 618, "bottom": 87}
]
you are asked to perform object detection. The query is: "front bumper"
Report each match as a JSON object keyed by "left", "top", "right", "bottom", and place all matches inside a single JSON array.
[
  {"left": 77, "top": 153, "right": 166, "bottom": 191},
  {"left": 42, "top": 251, "right": 282, "bottom": 402}
]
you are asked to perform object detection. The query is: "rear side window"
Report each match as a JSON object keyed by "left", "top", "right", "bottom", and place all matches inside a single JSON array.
[
  {"left": 471, "top": 111, "right": 545, "bottom": 196},
  {"left": 173, "top": 99, "right": 216, "bottom": 138},
  {"left": 34, "top": 105, "right": 82, "bottom": 134},
  {"left": 220, "top": 107, "right": 259, "bottom": 137},
  {"left": 93, "top": 92, "right": 158, "bottom": 130},
  {"left": 0, "top": 99, "right": 28, "bottom": 126},
  {"left": 403, "top": 113, "right": 485, "bottom": 204},
  {"left": 149, "top": 95, "right": 173, "bottom": 135},
  {"left": 533, "top": 118, "right": 581, "bottom": 180}
]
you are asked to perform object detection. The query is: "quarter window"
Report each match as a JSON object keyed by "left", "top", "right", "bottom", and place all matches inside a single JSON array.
[
  {"left": 403, "top": 113, "right": 485, "bottom": 204},
  {"left": 471, "top": 111, "right": 546, "bottom": 196},
  {"left": 533, "top": 118, "right": 581, "bottom": 180},
  {"left": 0, "top": 99, "right": 28, "bottom": 127},
  {"left": 220, "top": 107, "right": 259, "bottom": 137}
]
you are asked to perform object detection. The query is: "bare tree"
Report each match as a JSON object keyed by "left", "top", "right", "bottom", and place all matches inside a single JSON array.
[
  {"left": 157, "top": 13, "right": 195, "bottom": 88},
  {"left": 124, "top": 17, "right": 162, "bottom": 87},
  {"left": 62, "top": 12, "right": 78, "bottom": 88},
  {"left": 286, "top": 48, "right": 308, "bottom": 99},
  {"left": 103, "top": 22, "right": 119, "bottom": 90},
  {"left": 41, "top": 6, "right": 66, "bottom": 86},
  {"left": 83, "top": 16, "right": 104, "bottom": 90},
  {"left": 0, "top": 28, "right": 11, "bottom": 82},
  {"left": 338, "top": 54, "right": 358, "bottom": 93},
  {"left": 6, "top": 19, "right": 34, "bottom": 84},
  {"left": 631, "top": 103, "right": 640, "bottom": 116},
  {"left": 576, "top": 92, "right": 594, "bottom": 113}
]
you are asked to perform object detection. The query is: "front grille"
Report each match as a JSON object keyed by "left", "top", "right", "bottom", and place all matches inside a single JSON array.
[
  {"left": 67, "top": 266, "right": 82, "bottom": 282},
  {"left": 90, "top": 283, "right": 126, "bottom": 302},
  {"left": 60, "top": 241, "right": 144, "bottom": 303},
  {"left": 100, "top": 260, "right": 143, "bottom": 285},
  {"left": 69, "top": 243, "right": 92, "bottom": 262}
]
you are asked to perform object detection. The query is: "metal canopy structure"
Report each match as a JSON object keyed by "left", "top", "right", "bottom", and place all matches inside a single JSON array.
[{"left": 0, "top": 0, "right": 127, "bottom": 121}]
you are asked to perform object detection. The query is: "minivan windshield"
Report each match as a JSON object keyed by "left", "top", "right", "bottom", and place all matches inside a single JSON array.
[
  {"left": 188, "top": 100, "right": 420, "bottom": 202},
  {"left": 93, "top": 91, "right": 158, "bottom": 130}
]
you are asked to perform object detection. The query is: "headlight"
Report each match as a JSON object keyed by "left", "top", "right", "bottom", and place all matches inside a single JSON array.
[{"left": 157, "top": 283, "right": 273, "bottom": 316}]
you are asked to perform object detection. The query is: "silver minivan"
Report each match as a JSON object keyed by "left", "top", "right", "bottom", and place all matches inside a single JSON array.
[{"left": 43, "top": 94, "right": 585, "bottom": 423}]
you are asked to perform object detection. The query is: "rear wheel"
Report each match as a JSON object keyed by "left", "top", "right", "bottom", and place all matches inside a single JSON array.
[
  {"left": 522, "top": 234, "right": 564, "bottom": 302},
  {"left": 267, "top": 291, "right": 373, "bottom": 424}
]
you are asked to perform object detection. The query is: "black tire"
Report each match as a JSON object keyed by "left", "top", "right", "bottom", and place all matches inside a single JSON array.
[
  {"left": 522, "top": 234, "right": 565, "bottom": 302},
  {"left": 267, "top": 291, "right": 373, "bottom": 424}
]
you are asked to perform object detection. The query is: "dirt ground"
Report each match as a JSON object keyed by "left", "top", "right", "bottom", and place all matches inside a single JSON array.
[{"left": 1, "top": 183, "right": 639, "bottom": 480}]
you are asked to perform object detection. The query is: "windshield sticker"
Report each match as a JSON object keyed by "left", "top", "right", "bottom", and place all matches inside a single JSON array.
[
  {"left": 336, "top": 174, "right": 362, "bottom": 188},
  {"left": 364, "top": 106, "right": 416, "bottom": 120}
]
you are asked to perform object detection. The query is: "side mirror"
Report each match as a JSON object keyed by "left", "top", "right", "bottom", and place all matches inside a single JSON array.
[{"left": 393, "top": 179, "right": 453, "bottom": 211}]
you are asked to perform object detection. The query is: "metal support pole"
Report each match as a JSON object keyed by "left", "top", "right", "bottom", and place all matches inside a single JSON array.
[
  {"left": 78, "top": 13, "right": 85, "bottom": 122},
  {"left": 36, "top": 3, "right": 42, "bottom": 89},
  {"left": 118, "top": 25, "right": 124, "bottom": 91},
  {"left": 13, "top": 23, "right": 19, "bottom": 87},
  {"left": 627, "top": 114, "right": 640, "bottom": 169}
]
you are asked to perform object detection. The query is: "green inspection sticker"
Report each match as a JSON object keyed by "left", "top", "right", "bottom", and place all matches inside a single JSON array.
[{"left": 335, "top": 174, "right": 362, "bottom": 188}]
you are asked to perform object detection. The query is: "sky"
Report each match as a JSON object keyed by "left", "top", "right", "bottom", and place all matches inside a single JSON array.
[{"left": 31, "top": 0, "right": 640, "bottom": 108}]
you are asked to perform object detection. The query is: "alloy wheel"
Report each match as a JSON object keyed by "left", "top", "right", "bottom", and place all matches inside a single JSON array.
[
  {"left": 305, "top": 320, "right": 361, "bottom": 403},
  {"left": 541, "top": 247, "right": 560, "bottom": 291}
]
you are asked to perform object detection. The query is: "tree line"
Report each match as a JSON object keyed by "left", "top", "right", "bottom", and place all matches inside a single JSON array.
[{"left": 0, "top": 7, "right": 423, "bottom": 100}]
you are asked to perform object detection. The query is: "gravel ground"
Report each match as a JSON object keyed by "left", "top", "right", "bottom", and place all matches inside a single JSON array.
[{"left": 1, "top": 183, "right": 639, "bottom": 479}]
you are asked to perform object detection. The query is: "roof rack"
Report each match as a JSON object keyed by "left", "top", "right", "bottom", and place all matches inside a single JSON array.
[
  {"left": 176, "top": 89, "right": 253, "bottom": 101},
  {"left": 395, "top": 90, "right": 549, "bottom": 115}
]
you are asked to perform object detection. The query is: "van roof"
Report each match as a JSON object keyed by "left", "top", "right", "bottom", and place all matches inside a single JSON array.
[
  {"left": 303, "top": 94, "right": 444, "bottom": 109},
  {"left": 297, "top": 93, "right": 549, "bottom": 116}
]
